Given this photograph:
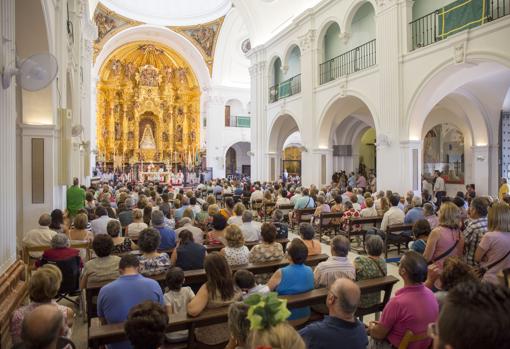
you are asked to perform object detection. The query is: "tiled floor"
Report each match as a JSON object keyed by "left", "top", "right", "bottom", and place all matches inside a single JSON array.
[{"left": 69, "top": 232, "right": 404, "bottom": 348}]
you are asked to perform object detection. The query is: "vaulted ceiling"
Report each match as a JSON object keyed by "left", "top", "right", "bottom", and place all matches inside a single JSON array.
[{"left": 89, "top": 0, "right": 323, "bottom": 46}]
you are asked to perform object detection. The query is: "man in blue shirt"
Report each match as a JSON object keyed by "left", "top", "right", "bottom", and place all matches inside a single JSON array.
[
  {"left": 97, "top": 254, "right": 164, "bottom": 349},
  {"left": 294, "top": 188, "right": 315, "bottom": 209},
  {"left": 150, "top": 210, "right": 176, "bottom": 249},
  {"left": 174, "top": 196, "right": 192, "bottom": 221},
  {"left": 299, "top": 278, "right": 368, "bottom": 349}
]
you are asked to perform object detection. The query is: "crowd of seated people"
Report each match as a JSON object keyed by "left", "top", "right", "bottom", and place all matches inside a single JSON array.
[{"left": 13, "top": 174, "right": 510, "bottom": 349}]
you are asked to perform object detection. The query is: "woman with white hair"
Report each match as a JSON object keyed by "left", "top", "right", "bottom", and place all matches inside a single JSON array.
[{"left": 36, "top": 233, "right": 83, "bottom": 268}]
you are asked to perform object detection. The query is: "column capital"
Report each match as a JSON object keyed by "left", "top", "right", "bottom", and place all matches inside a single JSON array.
[
  {"left": 400, "top": 140, "right": 421, "bottom": 148},
  {"left": 298, "top": 30, "right": 316, "bottom": 53}
]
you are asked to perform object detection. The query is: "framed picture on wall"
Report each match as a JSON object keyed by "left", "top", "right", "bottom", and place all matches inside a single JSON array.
[{"left": 423, "top": 123, "right": 465, "bottom": 184}]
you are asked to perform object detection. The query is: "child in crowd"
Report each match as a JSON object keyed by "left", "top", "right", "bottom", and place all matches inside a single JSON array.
[
  {"left": 234, "top": 269, "right": 270, "bottom": 300},
  {"left": 163, "top": 267, "right": 195, "bottom": 342},
  {"left": 409, "top": 219, "right": 431, "bottom": 254}
]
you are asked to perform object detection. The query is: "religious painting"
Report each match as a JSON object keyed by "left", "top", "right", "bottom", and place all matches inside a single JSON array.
[
  {"left": 283, "top": 146, "right": 302, "bottom": 176},
  {"left": 423, "top": 123, "right": 465, "bottom": 184}
]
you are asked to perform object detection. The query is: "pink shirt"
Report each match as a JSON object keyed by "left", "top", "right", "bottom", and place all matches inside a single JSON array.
[
  {"left": 380, "top": 284, "right": 439, "bottom": 349},
  {"left": 478, "top": 231, "right": 510, "bottom": 284},
  {"left": 429, "top": 226, "right": 463, "bottom": 270}
]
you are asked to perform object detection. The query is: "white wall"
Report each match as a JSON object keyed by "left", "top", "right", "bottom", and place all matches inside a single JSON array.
[
  {"left": 249, "top": 0, "right": 510, "bottom": 196},
  {"left": 0, "top": 0, "right": 18, "bottom": 274},
  {"left": 412, "top": 0, "right": 454, "bottom": 20}
]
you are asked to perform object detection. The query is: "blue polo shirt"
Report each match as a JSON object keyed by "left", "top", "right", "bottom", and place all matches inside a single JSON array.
[
  {"left": 155, "top": 226, "right": 176, "bottom": 250},
  {"left": 97, "top": 274, "right": 164, "bottom": 349},
  {"left": 299, "top": 316, "right": 368, "bottom": 349},
  {"left": 294, "top": 195, "right": 315, "bottom": 209}
]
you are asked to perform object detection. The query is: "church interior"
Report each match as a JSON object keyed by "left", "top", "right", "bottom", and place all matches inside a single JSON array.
[{"left": 1, "top": 0, "right": 510, "bottom": 348}]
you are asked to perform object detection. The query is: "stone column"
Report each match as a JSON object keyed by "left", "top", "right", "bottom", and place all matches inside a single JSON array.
[
  {"left": 80, "top": 2, "right": 97, "bottom": 184},
  {"left": 375, "top": 1, "right": 408, "bottom": 194},
  {"left": 204, "top": 90, "right": 226, "bottom": 178},
  {"left": 472, "top": 145, "right": 490, "bottom": 196},
  {"left": 266, "top": 152, "right": 278, "bottom": 181},
  {"left": 400, "top": 140, "right": 421, "bottom": 195},
  {"left": 0, "top": 0, "right": 17, "bottom": 273},
  {"left": 298, "top": 29, "right": 318, "bottom": 186},
  {"left": 248, "top": 46, "right": 267, "bottom": 181}
]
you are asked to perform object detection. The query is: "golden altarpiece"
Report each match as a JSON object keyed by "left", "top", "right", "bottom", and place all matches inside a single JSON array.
[{"left": 96, "top": 42, "right": 200, "bottom": 173}]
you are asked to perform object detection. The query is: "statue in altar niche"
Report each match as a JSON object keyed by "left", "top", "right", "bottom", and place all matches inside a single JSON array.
[
  {"left": 140, "top": 124, "right": 156, "bottom": 149},
  {"left": 162, "top": 132, "right": 169, "bottom": 142},
  {"left": 128, "top": 131, "right": 134, "bottom": 141},
  {"left": 111, "top": 59, "right": 122, "bottom": 76},
  {"left": 114, "top": 122, "right": 121, "bottom": 140},
  {"left": 125, "top": 62, "right": 136, "bottom": 80},
  {"left": 163, "top": 66, "right": 174, "bottom": 82},
  {"left": 138, "top": 65, "right": 159, "bottom": 87},
  {"left": 175, "top": 124, "right": 183, "bottom": 143}
]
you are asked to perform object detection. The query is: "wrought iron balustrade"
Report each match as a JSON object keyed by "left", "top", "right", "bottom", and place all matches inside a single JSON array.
[
  {"left": 319, "top": 39, "right": 376, "bottom": 85},
  {"left": 410, "top": 0, "right": 509, "bottom": 51},
  {"left": 269, "top": 73, "right": 301, "bottom": 103},
  {"left": 226, "top": 115, "right": 251, "bottom": 128}
]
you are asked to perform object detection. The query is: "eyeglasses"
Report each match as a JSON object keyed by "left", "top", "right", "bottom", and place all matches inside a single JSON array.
[{"left": 427, "top": 322, "right": 439, "bottom": 339}]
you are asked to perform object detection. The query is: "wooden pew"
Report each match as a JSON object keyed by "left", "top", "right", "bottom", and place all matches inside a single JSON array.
[
  {"left": 205, "top": 238, "right": 289, "bottom": 253},
  {"left": 292, "top": 208, "right": 316, "bottom": 229},
  {"left": 262, "top": 202, "right": 276, "bottom": 222},
  {"left": 276, "top": 204, "right": 294, "bottom": 223},
  {"left": 384, "top": 223, "right": 414, "bottom": 258},
  {"left": 88, "top": 275, "right": 399, "bottom": 349},
  {"left": 85, "top": 253, "right": 329, "bottom": 324},
  {"left": 22, "top": 240, "right": 91, "bottom": 278},
  {"left": 344, "top": 216, "right": 383, "bottom": 251},
  {"left": 316, "top": 212, "right": 344, "bottom": 242}
]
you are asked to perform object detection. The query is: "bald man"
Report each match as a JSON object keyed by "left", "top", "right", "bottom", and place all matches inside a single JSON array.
[
  {"left": 23, "top": 214, "right": 57, "bottom": 258},
  {"left": 19, "top": 304, "right": 66, "bottom": 349},
  {"left": 299, "top": 279, "right": 368, "bottom": 349}
]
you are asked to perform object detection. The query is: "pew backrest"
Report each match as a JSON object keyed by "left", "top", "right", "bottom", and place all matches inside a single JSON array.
[
  {"left": 85, "top": 253, "right": 328, "bottom": 323},
  {"left": 88, "top": 275, "right": 399, "bottom": 349},
  {"left": 205, "top": 238, "right": 289, "bottom": 253}
]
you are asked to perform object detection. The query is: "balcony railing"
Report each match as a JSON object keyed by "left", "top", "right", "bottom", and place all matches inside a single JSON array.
[
  {"left": 269, "top": 74, "right": 301, "bottom": 103},
  {"left": 319, "top": 39, "right": 376, "bottom": 85},
  {"left": 226, "top": 115, "right": 251, "bottom": 128},
  {"left": 410, "top": 0, "right": 509, "bottom": 50}
]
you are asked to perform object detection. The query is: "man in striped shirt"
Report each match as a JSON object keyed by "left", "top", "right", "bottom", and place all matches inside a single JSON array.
[
  {"left": 463, "top": 197, "right": 488, "bottom": 267},
  {"left": 314, "top": 235, "right": 355, "bottom": 288}
]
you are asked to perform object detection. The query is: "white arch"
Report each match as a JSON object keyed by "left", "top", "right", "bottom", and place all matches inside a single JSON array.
[
  {"left": 316, "top": 20, "right": 341, "bottom": 63},
  {"left": 223, "top": 140, "right": 251, "bottom": 159},
  {"left": 268, "top": 112, "right": 302, "bottom": 153},
  {"left": 93, "top": 25, "right": 212, "bottom": 90},
  {"left": 282, "top": 43, "right": 301, "bottom": 68},
  {"left": 267, "top": 55, "right": 282, "bottom": 85},
  {"left": 341, "top": 0, "right": 377, "bottom": 34},
  {"left": 317, "top": 90, "right": 379, "bottom": 147},
  {"left": 406, "top": 55, "right": 510, "bottom": 140}
]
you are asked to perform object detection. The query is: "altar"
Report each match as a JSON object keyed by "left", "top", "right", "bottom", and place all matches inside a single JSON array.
[
  {"left": 139, "top": 171, "right": 170, "bottom": 182},
  {"left": 95, "top": 42, "right": 202, "bottom": 171}
]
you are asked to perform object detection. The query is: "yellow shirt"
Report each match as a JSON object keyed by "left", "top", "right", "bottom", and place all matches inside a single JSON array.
[{"left": 499, "top": 183, "right": 510, "bottom": 200}]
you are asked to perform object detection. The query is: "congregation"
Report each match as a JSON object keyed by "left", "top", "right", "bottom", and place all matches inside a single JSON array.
[{"left": 15, "top": 173, "right": 510, "bottom": 349}]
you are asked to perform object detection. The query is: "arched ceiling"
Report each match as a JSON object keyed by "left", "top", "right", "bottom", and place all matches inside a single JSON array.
[
  {"left": 98, "top": 0, "right": 231, "bottom": 26},
  {"left": 232, "top": 0, "right": 323, "bottom": 46},
  {"left": 89, "top": 0, "right": 323, "bottom": 47}
]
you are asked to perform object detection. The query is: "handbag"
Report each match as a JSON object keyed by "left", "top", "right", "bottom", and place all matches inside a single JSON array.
[
  {"left": 370, "top": 257, "right": 387, "bottom": 277},
  {"left": 475, "top": 249, "right": 510, "bottom": 278},
  {"left": 428, "top": 229, "right": 461, "bottom": 265}
]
